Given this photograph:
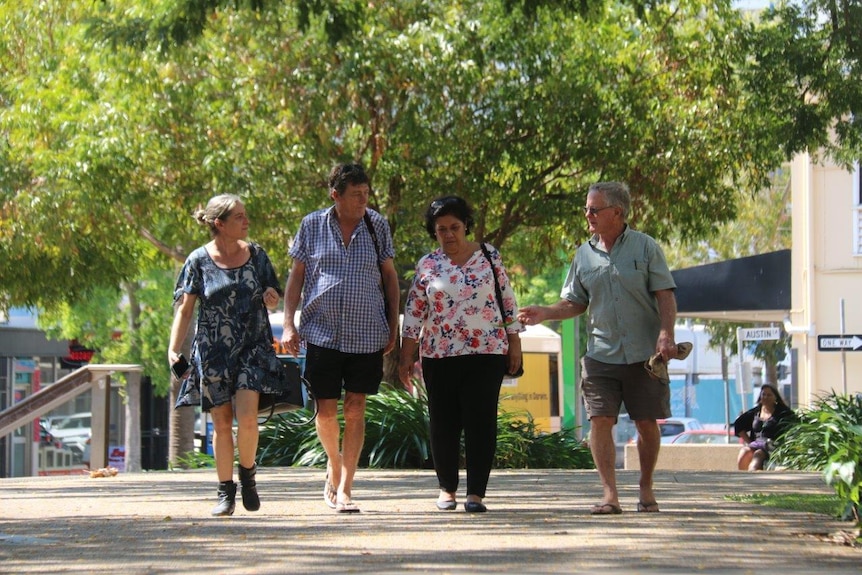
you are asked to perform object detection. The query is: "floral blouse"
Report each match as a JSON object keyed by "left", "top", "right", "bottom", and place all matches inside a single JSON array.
[{"left": 402, "top": 243, "right": 524, "bottom": 359}]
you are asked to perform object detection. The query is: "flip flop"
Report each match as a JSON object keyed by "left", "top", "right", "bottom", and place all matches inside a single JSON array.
[
  {"left": 335, "top": 499, "right": 360, "bottom": 514},
  {"left": 323, "top": 471, "right": 337, "bottom": 509},
  {"left": 637, "top": 501, "right": 660, "bottom": 513},
  {"left": 590, "top": 503, "right": 622, "bottom": 515}
]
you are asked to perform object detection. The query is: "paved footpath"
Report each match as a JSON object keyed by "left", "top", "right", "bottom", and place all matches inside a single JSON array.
[{"left": 1, "top": 468, "right": 859, "bottom": 574}]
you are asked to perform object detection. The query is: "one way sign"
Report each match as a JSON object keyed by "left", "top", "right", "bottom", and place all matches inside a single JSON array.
[{"left": 817, "top": 335, "right": 862, "bottom": 352}]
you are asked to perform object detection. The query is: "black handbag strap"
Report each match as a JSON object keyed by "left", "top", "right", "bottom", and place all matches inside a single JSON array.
[
  {"left": 363, "top": 212, "right": 389, "bottom": 317},
  {"left": 479, "top": 242, "right": 507, "bottom": 324},
  {"left": 247, "top": 244, "right": 318, "bottom": 426}
]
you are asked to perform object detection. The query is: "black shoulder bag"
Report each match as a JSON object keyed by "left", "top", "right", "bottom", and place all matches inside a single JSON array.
[{"left": 479, "top": 243, "right": 524, "bottom": 378}]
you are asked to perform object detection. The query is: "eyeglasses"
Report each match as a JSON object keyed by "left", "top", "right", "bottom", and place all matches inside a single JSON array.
[{"left": 582, "top": 205, "right": 615, "bottom": 216}]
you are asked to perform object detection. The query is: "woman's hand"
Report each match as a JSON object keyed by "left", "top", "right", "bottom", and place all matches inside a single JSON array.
[
  {"left": 507, "top": 334, "right": 522, "bottom": 375},
  {"left": 263, "top": 287, "right": 280, "bottom": 310},
  {"left": 398, "top": 338, "right": 419, "bottom": 386}
]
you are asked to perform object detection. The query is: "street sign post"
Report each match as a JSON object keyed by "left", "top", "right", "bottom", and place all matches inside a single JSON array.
[
  {"left": 735, "top": 326, "right": 782, "bottom": 412},
  {"left": 739, "top": 327, "right": 782, "bottom": 341},
  {"left": 817, "top": 334, "right": 862, "bottom": 352}
]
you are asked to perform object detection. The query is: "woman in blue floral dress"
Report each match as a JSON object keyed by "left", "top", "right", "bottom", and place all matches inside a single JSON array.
[
  {"left": 169, "top": 194, "right": 283, "bottom": 516},
  {"left": 398, "top": 196, "right": 524, "bottom": 513}
]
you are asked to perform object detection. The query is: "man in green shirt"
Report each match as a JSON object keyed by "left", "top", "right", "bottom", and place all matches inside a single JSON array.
[{"left": 518, "top": 181, "right": 681, "bottom": 515}]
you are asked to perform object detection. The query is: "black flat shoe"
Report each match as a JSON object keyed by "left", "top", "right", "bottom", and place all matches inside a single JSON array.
[
  {"left": 464, "top": 501, "right": 487, "bottom": 513},
  {"left": 436, "top": 499, "right": 457, "bottom": 511}
]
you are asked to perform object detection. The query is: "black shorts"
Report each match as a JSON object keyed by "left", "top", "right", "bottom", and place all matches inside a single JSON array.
[{"left": 303, "top": 343, "right": 384, "bottom": 400}]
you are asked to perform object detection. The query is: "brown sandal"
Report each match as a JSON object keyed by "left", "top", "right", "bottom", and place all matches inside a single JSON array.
[
  {"left": 591, "top": 503, "right": 622, "bottom": 515},
  {"left": 637, "top": 501, "right": 660, "bottom": 512}
]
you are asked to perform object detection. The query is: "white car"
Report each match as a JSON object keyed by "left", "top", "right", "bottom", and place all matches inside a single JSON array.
[
  {"left": 45, "top": 413, "right": 91, "bottom": 455},
  {"left": 625, "top": 416, "right": 705, "bottom": 450},
  {"left": 656, "top": 417, "right": 703, "bottom": 443}
]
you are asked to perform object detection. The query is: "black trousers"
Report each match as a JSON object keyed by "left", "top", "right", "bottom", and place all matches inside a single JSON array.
[{"left": 422, "top": 354, "right": 505, "bottom": 498}]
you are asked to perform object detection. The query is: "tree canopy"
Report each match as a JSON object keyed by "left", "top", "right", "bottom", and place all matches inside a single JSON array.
[{"left": 2, "top": 0, "right": 861, "bottom": 395}]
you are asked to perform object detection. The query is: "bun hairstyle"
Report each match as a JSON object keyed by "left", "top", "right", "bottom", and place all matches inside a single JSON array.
[
  {"left": 424, "top": 195, "right": 474, "bottom": 240},
  {"left": 195, "top": 194, "right": 242, "bottom": 236}
]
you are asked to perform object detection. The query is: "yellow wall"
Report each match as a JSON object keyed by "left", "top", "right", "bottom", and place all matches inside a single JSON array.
[
  {"left": 790, "top": 155, "right": 862, "bottom": 403},
  {"left": 499, "top": 352, "right": 558, "bottom": 432}
]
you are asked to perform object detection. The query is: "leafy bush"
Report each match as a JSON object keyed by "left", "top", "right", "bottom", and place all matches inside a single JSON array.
[
  {"left": 257, "top": 384, "right": 431, "bottom": 469},
  {"left": 495, "top": 409, "right": 594, "bottom": 469},
  {"left": 773, "top": 391, "right": 861, "bottom": 528},
  {"left": 257, "top": 407, "right": 325, "bottom": 467},
  {"left": 257, "top": 384, "right": 593, "bottom": 470},
  {"left": 171, "top": 450, "right": 215, "bottom": 469}
]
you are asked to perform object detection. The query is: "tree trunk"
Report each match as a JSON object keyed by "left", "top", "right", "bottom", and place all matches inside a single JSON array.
[
  {"left": 124, "top": 282, "right": 142, "bottom": 472},
  {"left": 124, "top": 370, "right": 142, "bottom": 472}
]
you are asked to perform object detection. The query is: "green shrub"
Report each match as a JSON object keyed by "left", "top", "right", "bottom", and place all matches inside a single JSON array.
[
  {"left": 495, "top": 409, "right": 594, "bottom": 469},
  {"left": 773, "top": 391, "right": 861, "bottom": 528},
  {"left": 171, "top": 450, "right": 215, "bottom": 469},
  {"left": 257, "top": 384, "right": 593, "bottom": 470},
  {"left": 257, "top": 406, "right": 324, "bottom": 467}
]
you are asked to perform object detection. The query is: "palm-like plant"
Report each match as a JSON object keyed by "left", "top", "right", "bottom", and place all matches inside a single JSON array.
[
  {"left": 495, "top": 409, "right": 594, "bottom": 469},
  {"left": 773, "top": 392, "right": 861, "bottom": 528},
  {"left": 257, "top": 384, "right": 594, "bottom": 470}
]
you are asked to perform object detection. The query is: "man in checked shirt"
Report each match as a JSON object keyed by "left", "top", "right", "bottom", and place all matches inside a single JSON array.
[{"left": 282, "top": 163, "right": 399, "bottom": 513}]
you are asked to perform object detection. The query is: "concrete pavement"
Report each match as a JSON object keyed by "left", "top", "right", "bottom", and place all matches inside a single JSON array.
[{"left": 1, "top": 468, "right": 859, "bottom": 574}]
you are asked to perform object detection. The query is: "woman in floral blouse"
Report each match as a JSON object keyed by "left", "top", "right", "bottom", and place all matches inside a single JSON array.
[{"left": 399, "top": 195, "right": 524, "bottom": 513}]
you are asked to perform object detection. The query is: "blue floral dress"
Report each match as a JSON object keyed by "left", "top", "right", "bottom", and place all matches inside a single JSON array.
[{"left": 174, "top": 242, "right": 285, "bottom": 411}]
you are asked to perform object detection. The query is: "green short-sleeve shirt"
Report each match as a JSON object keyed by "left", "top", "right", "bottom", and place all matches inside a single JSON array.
[{"left": 561, "top": 226, "right": 676, "bottom": 365}]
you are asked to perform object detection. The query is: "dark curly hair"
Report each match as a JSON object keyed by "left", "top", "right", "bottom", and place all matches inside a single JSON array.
[
  {"left": 424, "top": 195, "right": 474, "bottom": 240},
  {"left": 328, "top": 163, "right": 370, "bottom": 195}
]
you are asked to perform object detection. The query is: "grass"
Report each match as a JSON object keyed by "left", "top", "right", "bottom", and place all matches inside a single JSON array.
[{"left": 726, "top": 492, "right": 844, "bottom": 517}]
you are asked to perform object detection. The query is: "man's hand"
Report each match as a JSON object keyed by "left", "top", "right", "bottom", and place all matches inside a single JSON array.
[
  {"left": 383, "top": 331, "right": 397, "bottom": 356},
  {"left": 280, "top": 323, "right": 301, "bottom": 358},
  {"left": 517, "top": 305, "right": 545, "bottom": 326}
]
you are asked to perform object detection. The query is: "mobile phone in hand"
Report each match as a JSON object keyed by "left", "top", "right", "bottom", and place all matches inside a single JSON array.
[{"left": 172, "top": 354, "right": 190, "bottom": 379}]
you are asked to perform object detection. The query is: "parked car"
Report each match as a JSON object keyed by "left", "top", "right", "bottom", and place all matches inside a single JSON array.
[
  {"left": 614, "top": 416, "right": 705, "bottom": 467},
  {"left": 628, "top": 417, "right": 705, "bottom": 446},
  {"left": 39, "top": 422, "right": 63, "bottom": 449},
  {"left": 656, "top": 417, "right": 703, "bottom": 443},
  {"left": 44, "top": 413, "right": 91, "bottom": 455},
  {"left": 81, "top": 437, "right": 91, "bottom": 468},
  {"left": 670, "top": 429, "right": 741, "bottom": 445},
  {"left": 613, "top": 413, "right": 638, "bottom": 468}
]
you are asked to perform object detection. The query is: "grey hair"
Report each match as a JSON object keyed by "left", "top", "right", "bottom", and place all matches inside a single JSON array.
[
  {"left": 194, "top": 194, "right": 242, "bottom": 236},
  {"left": 588, "top": 181, "right": 630, "bottom": 220}
]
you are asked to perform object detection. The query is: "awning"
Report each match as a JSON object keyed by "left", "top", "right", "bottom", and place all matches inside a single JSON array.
[{"left": 671, "top": 249, "right": 791, "bottom": 323}]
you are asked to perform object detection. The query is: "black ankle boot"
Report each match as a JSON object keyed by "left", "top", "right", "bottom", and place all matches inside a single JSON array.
[
  {"left": 212, "top": 480, "right": 237, "bottom": 517},
  {"left": 239, "top": 464, "right": 260, "bottom": 512}
]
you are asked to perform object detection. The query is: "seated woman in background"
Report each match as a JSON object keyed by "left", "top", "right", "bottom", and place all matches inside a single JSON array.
[{"left": 733, "top": 384, "right": 795, "bottom": 471}]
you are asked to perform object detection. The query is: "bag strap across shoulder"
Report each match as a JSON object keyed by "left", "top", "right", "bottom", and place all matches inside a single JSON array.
[
  {"left": 363, "top": 212, "right": 389, "bottom": 318},
  {"left": 479, "top": 242, "right": 506, "bottom": 324}
]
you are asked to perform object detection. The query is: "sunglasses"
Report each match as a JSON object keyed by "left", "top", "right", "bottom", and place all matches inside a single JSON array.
[{"left": 582, "top": 206, "right": 615, "bottom": 216}]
